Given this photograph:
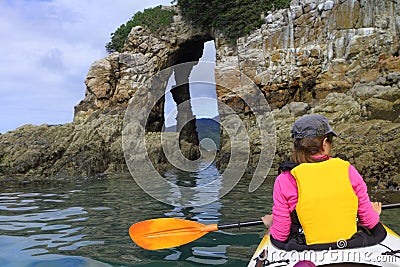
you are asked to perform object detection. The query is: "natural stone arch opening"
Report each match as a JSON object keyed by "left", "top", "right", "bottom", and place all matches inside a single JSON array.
[{"left": 161, "top": 37, "right": 217, "bottom": 160}]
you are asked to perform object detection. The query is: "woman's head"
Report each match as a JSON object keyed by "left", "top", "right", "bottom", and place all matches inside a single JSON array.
[{"left": 290, "top": 114, "right": 337, "bottom": 163}]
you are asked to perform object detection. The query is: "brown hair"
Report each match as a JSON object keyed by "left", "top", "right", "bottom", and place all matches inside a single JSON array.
[{"left": 291, "top": 133, "right": 334, "bottom": 163}]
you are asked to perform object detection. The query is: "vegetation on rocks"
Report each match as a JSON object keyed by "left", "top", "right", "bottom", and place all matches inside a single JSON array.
[
  {"left": 106, "top": 0, "right": 291, "bottom": 52},
  {"left": 106, "top": 5, "right": 176, "bottom": 53},
  {"left": 174, "top": 0, "right": 291, "bottom": 43}
]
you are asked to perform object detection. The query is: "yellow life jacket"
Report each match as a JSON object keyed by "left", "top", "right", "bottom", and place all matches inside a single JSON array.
[{"left": 290, "top": 158, "right": 358, "bottom": 245}]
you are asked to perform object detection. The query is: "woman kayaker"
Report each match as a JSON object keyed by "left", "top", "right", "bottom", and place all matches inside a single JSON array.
[{"left": 262, "top": 114, "right": 383, "bottom": 249}]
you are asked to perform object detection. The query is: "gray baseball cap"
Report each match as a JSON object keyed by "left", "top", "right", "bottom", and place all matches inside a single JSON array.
[{"left": 291, "top": 114, "right": 338, "bottom": 139}]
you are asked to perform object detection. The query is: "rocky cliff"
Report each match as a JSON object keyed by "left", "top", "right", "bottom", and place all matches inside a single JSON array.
[
  {"left": 217, "top": 0, "right": 399, "bottom": 107},
  {"left": 215, "top": 0, "right": 400, "bottom": 190},
  {"left": 0, "top": 1, "right": 399, "bottom": 190}
]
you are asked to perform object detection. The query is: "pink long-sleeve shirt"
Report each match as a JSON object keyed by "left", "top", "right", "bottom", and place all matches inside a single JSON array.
[{"left": 270, "top": 158, "right": 380, "bottom": 242}]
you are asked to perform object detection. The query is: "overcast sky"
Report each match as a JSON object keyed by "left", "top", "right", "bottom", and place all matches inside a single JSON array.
[
  {"left": 0, "top": 0, "right": 217, "bottom": 133},
  {"left": 164, "top": 42, "right": 218, "bottom": 127}
]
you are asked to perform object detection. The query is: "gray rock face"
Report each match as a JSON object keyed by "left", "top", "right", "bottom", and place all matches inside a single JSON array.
[
  {"left": 74, "top": 7, "right": 212, "bottom": 123},
  {"left": 0, "top": 110, "right": 125, "bottom": 178},
  {"left": 215, "top": 0, "right": 400, "bottom": 189},
  {"left": 1, "top": 2, "right": 399, "bottom": 190},
  {"left": 222, "top": 0, "right": 400, "bottom": 108}
]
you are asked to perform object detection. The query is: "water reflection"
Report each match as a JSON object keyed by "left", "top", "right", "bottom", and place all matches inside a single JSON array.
[
  {"left": 164, "top": 160, "right": 222, "bottom": 218},
  {"left": 0, "top": 187, "right": 111, "bottom": 267},
  {"left": 0, "top": 235, "right": 111, "bottom": 267},
  {"left": 161, "top": 160, "right": 230, "bottom": 265}
]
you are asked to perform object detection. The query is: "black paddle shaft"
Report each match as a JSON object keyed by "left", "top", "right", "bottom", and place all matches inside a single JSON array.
[
  {"left": 216, "top": 203, "right": 398, "bottom": 230},
  {"left": 218, "top": 220, "right": 264, "bottom": 230},
  {"left": 382, "top": 203, "right": 400, "bottom": 210}
]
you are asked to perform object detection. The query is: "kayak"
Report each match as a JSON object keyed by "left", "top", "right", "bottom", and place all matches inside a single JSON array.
[{"left": 248, "top": 224, "right": 400, "bottom": 267}]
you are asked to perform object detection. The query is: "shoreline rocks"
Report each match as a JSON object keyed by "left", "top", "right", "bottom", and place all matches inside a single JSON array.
[{"left": 1, "top": 1, "right": 399, "bottom": 192}]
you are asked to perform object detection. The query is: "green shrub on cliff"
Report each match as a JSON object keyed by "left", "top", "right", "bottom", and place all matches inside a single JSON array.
[
  {"left": 175, "top": 0, "right": 291, "bottom": 43},
  {"left": 106, "top": 6, "right": 176, "bottom": 53},
  {"left": 106, "top": 1, "right": 291, "bottom": 53}
]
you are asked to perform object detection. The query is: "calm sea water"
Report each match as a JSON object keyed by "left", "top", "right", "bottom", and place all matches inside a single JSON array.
[{"left": 0, "top": 162, "right": 399, "bottom": 267}]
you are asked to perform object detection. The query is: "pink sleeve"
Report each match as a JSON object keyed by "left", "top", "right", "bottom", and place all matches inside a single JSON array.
[
  {"left": 270, "top": 172, "right": 298, "bottom": 242},
  {"left": 349, "top": 165, "right": 380, "bottom": 228}
]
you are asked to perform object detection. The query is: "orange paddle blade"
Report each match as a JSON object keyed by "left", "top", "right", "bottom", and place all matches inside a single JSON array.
[{"left": 129, "top": 218, "right": 218, "bottom": 250}]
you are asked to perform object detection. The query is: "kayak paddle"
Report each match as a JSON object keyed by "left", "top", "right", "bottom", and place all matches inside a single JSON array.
[
  {"left": 129, "top": 218, "right": 263, "bottom": 250},
  {"left": 129, "top": 203, "right": 400, "bottom": 250}
]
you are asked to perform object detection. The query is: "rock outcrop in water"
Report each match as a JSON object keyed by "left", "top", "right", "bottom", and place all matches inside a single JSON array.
[
  {"left": 0, "top": 1, "right": 399, "bottom": 190},
  {"left": 216, "top": 0, "right": 400, "bottom": 189},
  {"left": 270, "top": 60, "right": 400, "bottom": 189}
]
